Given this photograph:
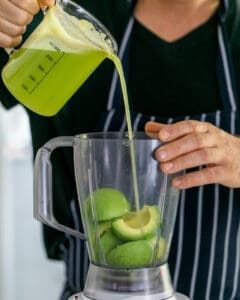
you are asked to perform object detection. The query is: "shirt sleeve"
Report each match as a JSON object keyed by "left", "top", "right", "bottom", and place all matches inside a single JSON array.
[{"left": 0, "top": 49, "right": 18, "bottom": 109}]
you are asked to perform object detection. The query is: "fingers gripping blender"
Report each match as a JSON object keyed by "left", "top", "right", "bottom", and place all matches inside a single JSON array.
[{"left": 34, "top": 132, "right": 189, "bottom": 300}]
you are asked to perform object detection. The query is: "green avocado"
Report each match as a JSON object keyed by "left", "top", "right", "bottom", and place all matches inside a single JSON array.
[
  {"left": 99, "top": 220, "right": 112, "bottom": 236},
  {"left": 107, "top": 240, "right": 154, "bottom": 267},
  {"left": 86, "top": 188, "right": 130, "bottom": 221},
  {"left": 99, "top": 229, "right": 123, "bottom": 257},
  {"left": 148, "top": 236, "right": 167, "bottom": 262},
  {"left": 112, "top": 205, "right": 160, "bottom": 241}
]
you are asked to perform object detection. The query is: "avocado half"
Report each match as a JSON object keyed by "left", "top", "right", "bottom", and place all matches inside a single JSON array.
[
  {"left": 112, "top": 205, "right": 160, "bottom": 241},
  {"left": 107, "top": 240, "right": 154, "bottom": 267},
  {"left": 99, "top": 220, "right": 112, "bottom": 236},
  {"left": 99, "top": 229, "right": 123, "bottom": 256},
  {"left": 148, "top": 236, "right": 167, "bottom": 261},
  {"left": 85, "top": 188, "right": 130, "bottom": 221}
]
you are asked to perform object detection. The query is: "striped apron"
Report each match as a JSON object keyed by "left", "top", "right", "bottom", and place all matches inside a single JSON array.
[{"left": 60, "top": 1, "right": 240, "bottom": 299}]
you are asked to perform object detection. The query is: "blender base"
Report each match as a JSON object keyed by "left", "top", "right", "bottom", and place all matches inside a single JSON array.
[
  {"left": 68, "top": 292, "right": 189, "bottom": 299},
  {"left": 68, "top": 264, "right": 190, "bottom": 300}
]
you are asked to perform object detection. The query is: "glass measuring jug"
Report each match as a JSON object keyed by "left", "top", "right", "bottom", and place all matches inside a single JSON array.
[
  {"left": 34, "top": 132, "right": 180, "bottom": 269},
  {"left": 1, "top": 0, "right": 117, "bottom": 116}
]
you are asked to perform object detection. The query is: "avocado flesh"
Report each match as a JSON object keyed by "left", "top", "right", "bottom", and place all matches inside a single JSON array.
[
  {"left": 85, "top": 188, "right": 130, "bottom": 221},
  {"left": 107, "top": 240, "right": 154, "bottom": 267},
  {"left": 112, "top": 205, "right": 160, "bottom": 241}
]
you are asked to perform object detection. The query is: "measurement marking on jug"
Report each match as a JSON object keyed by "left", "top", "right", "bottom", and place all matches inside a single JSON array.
[
  {"left": 38, "top": 64, "right": 46, "bottom": 73},
  {"left": 22, "top": 51, "right": 65, "bottom": 94}
]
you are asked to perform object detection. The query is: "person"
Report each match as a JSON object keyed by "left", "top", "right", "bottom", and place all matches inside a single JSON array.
[{"left": 0, "top": 0, "right": 240, "bottom": 299}]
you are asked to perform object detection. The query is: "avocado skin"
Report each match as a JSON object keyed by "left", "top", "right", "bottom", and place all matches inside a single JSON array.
[
  {"left": 107, "top": 240, "right": 154, "bottom": 267},
  {"left": 86, "top": 188, "right": 130, "bottom": 221},
  {"left": 99, "top": 229, "right": 123, "bottom": 256}
]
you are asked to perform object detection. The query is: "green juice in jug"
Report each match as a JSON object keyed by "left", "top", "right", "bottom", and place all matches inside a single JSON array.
[
  {"left": 2, "top": 5, "right": 111, "bottom": 116},
  {"left": 3, "top": 48, "right": 107, "bottom": 116}
]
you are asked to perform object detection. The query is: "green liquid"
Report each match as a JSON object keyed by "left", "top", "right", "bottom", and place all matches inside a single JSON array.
[
  {"left": 110, "top": 55, "right": 140, "bottom": 211},
  {"left": 2, "top": 48, "right": 107, "bottom": 116}
]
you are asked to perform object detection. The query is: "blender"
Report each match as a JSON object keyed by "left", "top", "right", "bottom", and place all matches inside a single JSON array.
[{"left": 34, "top": 132, "right": 189, "bottom": 300}]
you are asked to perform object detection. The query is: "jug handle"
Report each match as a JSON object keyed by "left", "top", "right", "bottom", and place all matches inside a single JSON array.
[
  {"left": 4, "top": 48, "right": 13, "bottom": 55},
  {"left": 34, "top": 136, "right": 86, "bottom": 240}
]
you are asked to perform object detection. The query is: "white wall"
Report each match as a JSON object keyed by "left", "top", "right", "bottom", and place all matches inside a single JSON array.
[{"left": 0, "top": 104, "right": 65, "bottom": 300}]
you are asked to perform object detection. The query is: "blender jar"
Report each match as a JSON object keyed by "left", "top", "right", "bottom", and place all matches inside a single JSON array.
[{"left": 34, "top": 132, "right": 182, "bottom": 299}]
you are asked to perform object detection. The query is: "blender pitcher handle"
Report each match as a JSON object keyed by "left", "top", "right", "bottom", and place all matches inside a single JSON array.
[{"left": 34, "top": 136, "right": 86, "bottom": 240}]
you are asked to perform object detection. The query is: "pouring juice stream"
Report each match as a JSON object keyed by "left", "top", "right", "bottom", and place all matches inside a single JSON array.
[
  {"left": 2, "top": 4, "right": 140, "bottom": 210},
  {"left": 109, "top": 55, "right": 140, "bottom": 211}
]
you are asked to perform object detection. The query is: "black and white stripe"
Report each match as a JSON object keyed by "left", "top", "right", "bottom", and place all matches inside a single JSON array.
[
  {"left": 205, "top": 111, "right": 221, "bottom": 300},
  {"left": 173, "top": 116, "right": 189, "bottom": 289},
  {"left": 230, "top": 221, "right": 240, "bottom": 299},
  {"left": 189, "top": 114, "right": 206, "bottom": 299},
  {"left": 217, "top": 26, "right": 237, "bottom": 112},
  {"left": 219, "top": 111, "right": 236, "bottom": 300}
]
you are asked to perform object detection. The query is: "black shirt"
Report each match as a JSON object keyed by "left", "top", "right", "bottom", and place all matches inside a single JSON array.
[{"left": 130, "top": 15, "right": 222, "bottom": 117}]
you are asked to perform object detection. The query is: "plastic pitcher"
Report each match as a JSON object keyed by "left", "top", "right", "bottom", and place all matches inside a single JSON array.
[{"left": 1, "top": 0, "right": 117, "bottom": 116}]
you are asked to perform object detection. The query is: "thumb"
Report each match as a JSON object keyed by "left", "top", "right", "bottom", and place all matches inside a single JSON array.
[
  {"left": 145, "top": 121, "right": 166, "bottom": 139},
  {"left": 38, "top": 0, "right": 55, "bottom": 9}
]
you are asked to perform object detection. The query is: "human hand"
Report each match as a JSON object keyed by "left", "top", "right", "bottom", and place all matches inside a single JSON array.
[
  {"left": 145, "top": 120, "right": 240, "bottom": 189},
  {"left": 0, "top": 0, "right": 54, "bottom": 48}
]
